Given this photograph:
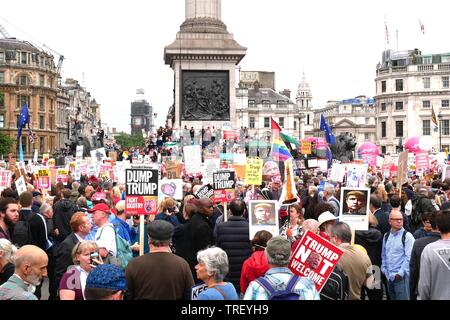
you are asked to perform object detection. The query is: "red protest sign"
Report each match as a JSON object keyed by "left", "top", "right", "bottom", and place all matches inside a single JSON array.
[
  {"left": 415, "top": 152, "right": 429, "bottom": 170},
  {"left": 0, "top": 169, "right": 12, "bottom": 190},
  {"left": 289, "top": 230, "right": 344, "bottom": 292},
  {"left": 37, "top": 176, "right": 51, "bottom": 189},
  {"left": 126, "top": 196, "right": 158, "bottom": 216}
]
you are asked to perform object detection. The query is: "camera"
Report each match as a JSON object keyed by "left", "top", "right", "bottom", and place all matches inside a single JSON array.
[{"left": 90, "top": 252, "right": 99, "bottom": 266}]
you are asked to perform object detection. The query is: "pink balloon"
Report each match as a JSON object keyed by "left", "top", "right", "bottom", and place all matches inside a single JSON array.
[
  {"left": 404, "top": 136, "right": 422, "bottom": 153},
  {"left": 358, "top": 142, "right": 380, "bottom": 166}
]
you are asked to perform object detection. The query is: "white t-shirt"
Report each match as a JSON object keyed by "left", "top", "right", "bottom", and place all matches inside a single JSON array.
[{"left": 95, "top": 223, "right": 117, "bottom": 257}]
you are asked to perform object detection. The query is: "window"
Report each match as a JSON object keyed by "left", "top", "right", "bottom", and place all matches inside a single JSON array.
[
  {"left": 0, "top": 51, "right": 4, "bottom": 63},
  {"left": 0, "top": 71, "right": 4, "bottom": 83},
  {"left": 442, "top": 100, "right": 450, "bottom": 108},
  {"left": 364, "top": 133, "right": 369, "bottom": 140},
  {"left": 262, "top": 101, "right": 270, "bottom": 109},
  {"left": 307, "top": 114, "right": 310, "bottom": 125},
  {"left": 0, "top": 93, "right": 4, "bottom": 107},
  {"left": 249, "top": 117, "right": 255, "bottom": 129},
  {"left": 381, "top": 121, "right": 386, "bottom": 138},
  {"left": 279, "top": 117, "right": 285, "bottom": 128},
  {"left": 39, "top": 96, "right": 45, "bottom": 111},
  {"left": 443, "top": 77, "right": 449, "bottom": 88},
  {"left": 423, "top": 56, "right": 432, "bottom": 64},
  {"left": 396, "top": 79, "right": 403, "bottom": 91},
  {"left": 365, "top": 118, "right": 370, "bottom": 125},
  {"left": 395, "top": 101, "right": 403, "bottom": 110},
  {"left": 39, "top": 74, "right": 45, "bottom": 87},
  {"left": 294, "top": 121, "right": 297, "bottom": 130},
  {"left": 396, "top": 121, "right": 403, "bottom": 137},
  {"left": 49, "top": 99, "right": 54, "bottom": 113},
  {"left": 49, "top": 116, "right": 54, "bottom": 130},
  {"left": 381, "top": 81, "right": 386, "bottom": 93},
  {"left": 264, "top": 117, "right": 270, "bottom": 128},
  {"left": 17, "top": 75, "right": 28, "bottom": 86},
  {"left": 20, "top": 52, "right": 27, "bottom": 64},
  {"left": 381, "top": 103, "right": 386, "bottom": 111},
  {"left": 423, "top": 101, "right": 430, "bottom": 109},
  {"left": 248, "top": 100, "right": 255, "bottom": 108},
  {"left": 443, "top": 120, "right": 450, "bottom": 135},
  {"left": 39, "top": 115, "right": 45, "bottom": 129},
  {"left": 423, "top": 77, "right": 431, "bottom": 89},
  {"left": 39, "top": 137, "right": 45, "bottom": 154},
  {"left": 381, "top": 146, "right": 386, "bottom": 154},
  {"left": 48, "top": 77, "right": 53, "bottom": 88},
  {"left": 0, "top": 114, "right": 4, "bottom": 128},
  {"left": 16, "top": 95, "right": 30, "bottom": 109},
  {"left": 423, "top": 120, "right": 431, "bottom": 136}
]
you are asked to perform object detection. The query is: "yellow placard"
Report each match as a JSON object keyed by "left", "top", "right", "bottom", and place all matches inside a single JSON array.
[
  {"left": 37, "top": 169, "right": 50, "bottom": 177},
  {"left": 301, "top": 140, "right": 312, "bottom": 155},
  {"left": 245, "top": 158, "right": 263, "bottom": 185}
]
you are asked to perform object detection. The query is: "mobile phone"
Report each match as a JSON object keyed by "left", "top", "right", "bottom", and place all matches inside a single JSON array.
[{"left": 90, "top": 252, "right": 99, "bottom": 266}]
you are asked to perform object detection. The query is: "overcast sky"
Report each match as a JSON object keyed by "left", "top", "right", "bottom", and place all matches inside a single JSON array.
[{"left": 1, "top": 0, "right": 448, "bottom": 133}]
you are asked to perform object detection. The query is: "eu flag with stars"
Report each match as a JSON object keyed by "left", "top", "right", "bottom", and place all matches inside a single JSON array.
[
  {"left": 17, "top": 104, "right": 30, "bottom": 141},
  {"left": 320, "top": 114, "right": 335, "bottom": 145}
]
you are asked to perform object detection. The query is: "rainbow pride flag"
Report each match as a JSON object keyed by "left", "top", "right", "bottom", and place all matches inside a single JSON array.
[{"left": 271, "top": 118, "right": 292, "bottom": 161}]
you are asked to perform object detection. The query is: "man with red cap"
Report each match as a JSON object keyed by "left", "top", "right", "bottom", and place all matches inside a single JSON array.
[{"left": 89, "top": 203, "right": 116, "bottom": 261}]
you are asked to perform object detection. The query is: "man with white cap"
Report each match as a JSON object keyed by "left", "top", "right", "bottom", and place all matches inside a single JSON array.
[{"left": 318, "top": 211, "right": 338, "bottom": 241}]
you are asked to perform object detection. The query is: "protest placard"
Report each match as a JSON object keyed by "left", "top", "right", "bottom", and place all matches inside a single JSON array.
[
  {"left": 195, "top": 184, "right": 215, "bottom": 200},
  {"left": 397, "top": 151, "right": 408, "bottom": 190},
  {"left": 317, "top": 159, "right": 328, "bottom": 172},
  {"left": 183, "top": 145, "right": 202, "bottom": 175},
  {"left": 301, "top": 140, "right": 312, "bottom": 155},
  {"left": 245, "top": 158, "right": 263, "bottom": 186},
  {"left": 307, "top": 159, "right": 318, "bottom": 168},
  {"left": 15, "top": 176, "right": 27, "bottom": 196},
  {"left": 191, "top": 283, "right": 209, "bottom": 300},
  {"left": 0, "top": 169, "right": 12, "bottom": 191},
  {"left": 76, "top": 146, "right": 84, "bottom": 163},
  {"left": 289, "top": 230, "right": 344, "bottom": 292},
  {"left": 248, "top": 200, "right": 279, "bottom": 239},
  {"left": 125, "top": 169, "right": 158, "bottom": 216},
  {"left": 56, "top": 168, "right": 69, "bottom": 184},
  {"left": 203, "top": 158, "right": 221, "bottom": 181},
  {"left": 346, "top": 164, "right": 368, "bottom": 188},
  {"left": 37, "top": 176, "right": 51, "bottom": 189},
  {"left": 90, "top": 148, "right": 107, "bottom": 165},
  {"left": 233, "top": 153, "right": 247, "bottom": 165},
  {"left": 213, "top": 170, "right": 236, "bottom": 203},
  {"left": 339, "top": 187, "right": 371, "bottom": 231},
  {"left": 415, "top": 152, "right": 430, "bottom": 170},
  {"left": 159, "top": 179, "right": 183, "bottom": 200}
]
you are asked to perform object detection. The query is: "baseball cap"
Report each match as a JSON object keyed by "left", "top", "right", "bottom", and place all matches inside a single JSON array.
[
  {"left": 147, "top": 220, "right": 174, "bottom": 242},
  {"left": 318, "top": 211, "right": 338, "bottom": 226},
  {"left": 88, "top": 203, "right": 111, "bottom": 214},
  {"left": 91, "top": 192, "right": 107, "bottom": 202},
  {"left": 86, "top": 264, "right": 127, "bottom": 291},
  {"left": 32, "top": 191, "right": 43, "bottom": 197}
]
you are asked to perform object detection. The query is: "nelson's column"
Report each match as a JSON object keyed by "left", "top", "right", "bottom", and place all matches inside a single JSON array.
[{"left": 164, "top": 0, "right": 247, "bottom": 130}]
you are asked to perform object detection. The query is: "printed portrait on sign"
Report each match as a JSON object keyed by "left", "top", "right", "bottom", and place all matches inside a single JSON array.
[
  {"left": 263, "top": 160, "right": 281, "bottom": 183},
  {"left": 250, "top": 201, "right": 276, "bottom": 226},
  {"left": 161, "top": 182, "right": 176, "bottom": 197},
  {"left": 144, "top": 198, "right": 157, "bottom": 215},
  {"left": 341, "top": 189, "right": 369, "bottom": 216},
  {"left": 305, "top": 252, "right": 323, "bottom": 271}
]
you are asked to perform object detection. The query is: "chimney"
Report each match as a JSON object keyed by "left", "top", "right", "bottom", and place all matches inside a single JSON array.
[{"left": 280, "top": 89, "right": 291, "bottom": 99}]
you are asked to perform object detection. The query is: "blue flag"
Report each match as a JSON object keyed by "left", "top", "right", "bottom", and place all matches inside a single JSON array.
[
  {"left": 320, "top": 114, "right": 335, "bottom": 145},
  {"left": 17, "top": 104, "right": 30, "bottom": 141}
]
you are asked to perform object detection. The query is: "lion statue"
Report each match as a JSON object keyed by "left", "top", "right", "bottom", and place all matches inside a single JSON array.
[{"left": 330, "top": 133, "right": 357, "bottom": 162}]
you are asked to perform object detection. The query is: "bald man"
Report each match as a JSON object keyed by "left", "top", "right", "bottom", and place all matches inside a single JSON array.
[{"left": 0, "top": 245, "right": 48, "bottom": 300}]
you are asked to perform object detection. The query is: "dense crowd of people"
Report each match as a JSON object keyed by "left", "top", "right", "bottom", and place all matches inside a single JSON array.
[{"left": 0, "top": 139, "right": 449, "bottom": 301}]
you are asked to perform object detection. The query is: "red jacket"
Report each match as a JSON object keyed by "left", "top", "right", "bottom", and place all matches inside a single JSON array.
[{"left": 240, "top": 250, "right": 269, "bottom": 294}]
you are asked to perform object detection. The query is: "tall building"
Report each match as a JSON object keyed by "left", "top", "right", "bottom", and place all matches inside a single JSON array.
[
  {"left": 0, "top": 38, "right": 59, "bottom": 157},
  {"left": 312, "top": 97, "right": 377, "bottom": 150},
  {"left": 296, "top": 73, "right": 315, "bottom": 139},
  {"left": 131, "top": 89, "right": 153, "bottom": 136},
  {"left": 375, "top": 49, "right": 450, "bottom": 154}
]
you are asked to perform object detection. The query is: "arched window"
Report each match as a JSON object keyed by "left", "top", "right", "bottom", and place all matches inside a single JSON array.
[{"left": 16, "top": 74, "right": 30, "bottom": 86}]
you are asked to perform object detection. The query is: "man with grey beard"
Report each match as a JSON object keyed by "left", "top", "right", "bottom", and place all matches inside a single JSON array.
[{"left": 0, "top": 245, "right": 48, "bottom": 300}]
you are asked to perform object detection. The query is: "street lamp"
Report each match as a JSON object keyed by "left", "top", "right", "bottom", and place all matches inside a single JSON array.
[{"left": 438, "top": 111, "right": 443, "bottom": 152}]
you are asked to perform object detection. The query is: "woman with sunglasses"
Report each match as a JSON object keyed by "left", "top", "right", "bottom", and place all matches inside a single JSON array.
[{"left": 59, "top": 240, "right": 102, "bottom": 300}]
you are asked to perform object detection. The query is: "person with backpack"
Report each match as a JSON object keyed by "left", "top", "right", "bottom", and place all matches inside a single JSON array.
[
  {"left": 90, "top": 203, "right": 116, "bottom": 262},
  {"left": 410, "top": 189, "right": 437, "bottom": 233},
  {"left": 381, "top": 210, "right": 415, "bottom": 300},
  {"left": 243, "top": 236, "right": 319, "bottom": 300}
]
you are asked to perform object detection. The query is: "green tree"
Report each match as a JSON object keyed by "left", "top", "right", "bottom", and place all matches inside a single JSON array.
[
  {"left": 0, "top": 132, "right": 14, "bottom": 157},
  {"left": 114, "top": 132, "right": 145, "bottom": 149}
]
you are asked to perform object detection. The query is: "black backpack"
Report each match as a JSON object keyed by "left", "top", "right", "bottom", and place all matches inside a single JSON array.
[
  {"left": 13, "top": 212, "right": 35, "bottom": 248},
  {"left": 320, "top": 265, "right": 349, "bottom": 300},
  {"left": 384, "top": 230, "right": 407, "bottom": 248}
]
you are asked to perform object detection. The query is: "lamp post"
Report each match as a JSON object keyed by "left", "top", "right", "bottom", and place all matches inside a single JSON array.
[{"left": 438, "top": 111, "right": 443, "bottom": 152}]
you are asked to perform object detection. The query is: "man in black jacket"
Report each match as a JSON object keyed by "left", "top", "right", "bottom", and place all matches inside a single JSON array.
[
  {"left": 215, "top": 200, "right": 252, "bottom": 295},
  {"left": 15, "top": 192, "right": 47, "bottom": 250},
  {"left": 409, "top": 211, "right": 440, "bottom": 300},
  {"left": 54, "top": 212, "right": 92, "bottom": 293},
  {"left": 370, "top": 195, "right": 390, "bottom": 235},
  {"left": 53, "top": 189, "right": 78, "bottom": 244}
]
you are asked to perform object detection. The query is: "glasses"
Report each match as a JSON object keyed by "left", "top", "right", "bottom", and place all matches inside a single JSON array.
[{"left": 390, "top": 218, "right": 403, "bottom": 222}]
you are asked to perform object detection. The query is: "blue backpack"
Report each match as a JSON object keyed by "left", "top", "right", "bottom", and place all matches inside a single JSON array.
[{"left": 256, "top": 275, "right": 301, "bottom": 300}]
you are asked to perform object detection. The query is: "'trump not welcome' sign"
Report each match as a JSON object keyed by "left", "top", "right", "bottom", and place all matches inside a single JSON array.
[
  {"left": 125, "top": 169, "right": 158, "bottom": 215},
  {"left": 289, "top": 230, "right": 344, "bottom": 292}
]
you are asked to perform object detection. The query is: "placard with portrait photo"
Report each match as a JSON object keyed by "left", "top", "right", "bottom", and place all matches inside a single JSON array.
[
  {"left": 339, "top": 187, "right": 370, "bottom": 231},
  {"left": 248, "top": 200, "right": 279, "bottom": 239}
]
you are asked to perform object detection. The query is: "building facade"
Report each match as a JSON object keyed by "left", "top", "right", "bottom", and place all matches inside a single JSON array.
[
  {"left": 0, "top": 38, "right": 59, "bottom": 157},
  {"left": 56, "top": 86, "right": 70, "bottom": 150},
  {"left": 375, "top": 49, "right": 450, "bottom": 154},
  {"left": 236, "top": 86, "right": 299, "bottom": 142},
  {"left": 312, "top": 96, "right": 377, "bottom": 150},
  {"left": 296, "top": 73, "right": 315, "bottom": 139},
  {"left": 131, "top": 89, "right": 153, "bottom": 136}
]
